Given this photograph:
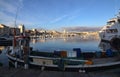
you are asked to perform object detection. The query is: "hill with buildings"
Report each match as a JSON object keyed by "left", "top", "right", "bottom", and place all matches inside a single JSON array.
[
  {"left": 61, "top": 26, "right": 102, "bottom": 32},
  {"left": 0, "top": 24, "right": 100, "bottom": 40}
]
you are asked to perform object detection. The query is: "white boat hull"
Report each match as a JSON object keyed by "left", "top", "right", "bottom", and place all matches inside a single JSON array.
[{"left": 6, "top": 53, "right": 120, "bottom": 72}]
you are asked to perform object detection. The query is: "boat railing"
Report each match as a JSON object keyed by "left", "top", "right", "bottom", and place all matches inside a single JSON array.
[
  {"left": 29, "top": 55, "right": 90, "bottom": 65},
  {"left": 29, "top": 55, "right": 61, "bottom": 60},
  {"left": 29, "top": 55, "right": 88, "bottom": 62}
]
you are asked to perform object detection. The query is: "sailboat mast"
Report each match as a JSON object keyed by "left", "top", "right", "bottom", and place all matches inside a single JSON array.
[{"left": 13, "top": 6, "right": 20, "bottom": 48}]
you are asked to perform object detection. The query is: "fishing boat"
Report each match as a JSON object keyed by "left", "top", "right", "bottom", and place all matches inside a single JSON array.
[
  {"left": 99, "top": 10, "right": 120, "bottom": 51},
  {"left": 6, "top": 34, "right": 120, "bottom": 72}
]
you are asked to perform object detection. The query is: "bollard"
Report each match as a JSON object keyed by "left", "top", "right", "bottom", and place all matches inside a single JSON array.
[
  {"left": 24, "top": 64, "right": 29, "bottom": 69},
  {"left": 41, "top": 66, "right": 45, "bottom": 71}
]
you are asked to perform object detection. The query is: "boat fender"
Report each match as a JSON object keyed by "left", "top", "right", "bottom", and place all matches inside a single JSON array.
[{"left": 85, "top": 60, "right": 93, "bottom": 65}]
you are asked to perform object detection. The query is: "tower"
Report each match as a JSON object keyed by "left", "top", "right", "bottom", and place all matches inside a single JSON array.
[{"left": 18, "top": 24, "right": 25, "bottom": 34}]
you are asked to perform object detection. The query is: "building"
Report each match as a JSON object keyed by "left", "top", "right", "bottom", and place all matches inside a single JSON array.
[
  {"left": 9, "top": 27, "right": 20, "bottom": 36},
  {"left": 0, "top": 24, "right": 10, "bottom": 36},
  {"left": 18, "top": 24, "right": 25, "bottom": 34},
  {"left": 0, "top": 24, "right": 21, "bottom": 36}
]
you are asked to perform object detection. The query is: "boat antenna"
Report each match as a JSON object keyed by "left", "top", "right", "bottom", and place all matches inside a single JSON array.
[
  {"left": 13, "top": 5, "right": 20, "bottom": 48},
  {"left": 14, "top": 5, "right": 20, "bottom": 28}
]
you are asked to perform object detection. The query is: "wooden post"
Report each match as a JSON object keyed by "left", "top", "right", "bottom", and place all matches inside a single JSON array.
[
  {"left": 23, "top": 36, "right": 30, "bottom": 69},
  {"left": 58, "top": 58, "right": 65, "bottom": 71}
]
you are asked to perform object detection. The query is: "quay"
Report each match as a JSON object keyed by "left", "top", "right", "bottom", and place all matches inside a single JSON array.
[{"left": 0, "top": 67, "right": 119, "bottom": 77}]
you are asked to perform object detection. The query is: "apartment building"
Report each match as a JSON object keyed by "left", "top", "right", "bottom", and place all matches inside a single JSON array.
[{"left": 0, "top": 24, "right": 9, "bottom": 36}]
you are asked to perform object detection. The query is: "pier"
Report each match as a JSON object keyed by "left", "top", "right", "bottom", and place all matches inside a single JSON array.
[{"left": 0, "top": 67, "right": 119, "bottom": 77}]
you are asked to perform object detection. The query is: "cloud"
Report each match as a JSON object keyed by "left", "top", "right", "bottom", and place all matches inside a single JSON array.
[
  {"left": 0, "top": 0, "right": 24, "bottom": 16},
  {"left": 0, "top": 11, "right": 15, "bottom": 25},
  {"left": 49, "top": 9, "right": 81, "bottom": 24},
  {"left": 0, "top": 0, "right": 25, "bottom": 26},
  {"left": 18, "top": 0, "right": 24, "bottom": 9},
  {"left": 0, "top": 0, "right": 17, "bottom": 14},
  {"left": 50, "top": 15, "right": 68, "bottom": 23},
  {"left": 0, "top": 10, "right": 34, "bottom": 26},
  {"left": 0, "top": 0, "right": 35, "bottom": 27},
  {"left": 49, "top": 14, "right": 78, "bottom": 24}
]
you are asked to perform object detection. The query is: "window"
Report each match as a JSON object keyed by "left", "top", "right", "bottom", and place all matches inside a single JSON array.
[
  {"left": 106, "top": 29, "right": 118, "bottom": 33},
  {"left": 107, "top": 21, "right": 115, "bottom": 25}
]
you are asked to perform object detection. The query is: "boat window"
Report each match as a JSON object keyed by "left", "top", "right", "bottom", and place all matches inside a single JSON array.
[
  {"left": 106, "top": 26, "right": 110, "bottom": 28},
  {"left": 107, "top": 21, "right": 115, "bottom": 25},
  {"left": 106, "top": 29, "right": 118, "bottom": 33},
  {"left": 106, "top": 29, "right": 111, "bottom": 33}
]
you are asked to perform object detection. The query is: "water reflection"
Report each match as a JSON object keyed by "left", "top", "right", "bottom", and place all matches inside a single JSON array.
[
  {"left": 31, "top": 38, "right": 47, "bottom": 44},
  {"left": 31, "top": 37, "right": 100, "bottom": 43},
  {"left": 30, "top": 37, "right": 100, "bottom": 52},
  {"left": 0, "top": 46, "right": 9, "bottom": 67},
  {"left": 0, "top": 46, "right": 5, "bottom": 55},
  {"left": 0, "top": 46, "right": 5, "bottom": 50}
]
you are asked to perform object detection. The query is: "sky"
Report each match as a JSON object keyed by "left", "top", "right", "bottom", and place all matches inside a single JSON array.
[{"left": 0, "top": 0, "right": 120, "bottom": 30}]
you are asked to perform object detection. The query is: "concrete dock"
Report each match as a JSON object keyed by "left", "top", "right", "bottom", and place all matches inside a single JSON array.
[{"left": 0, "top": 67, "right": 120, "bottom": 77}]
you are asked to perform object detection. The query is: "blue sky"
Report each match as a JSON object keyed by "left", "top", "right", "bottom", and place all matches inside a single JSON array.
[{"left": 0, "top": 0, "right": 120, "bottom": 30}]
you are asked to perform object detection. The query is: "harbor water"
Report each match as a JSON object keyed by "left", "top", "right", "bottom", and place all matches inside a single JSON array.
[{"left": 30, "top": 37, "right": 100, "bottom": 52}]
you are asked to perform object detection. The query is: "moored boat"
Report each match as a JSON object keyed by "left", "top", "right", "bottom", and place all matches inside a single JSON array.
[
  {"left": 99, "top": 10, "right": 120, "bottom": 51},
  {"left": 6, "top": 35, "right": 120, "bottom": 72}
]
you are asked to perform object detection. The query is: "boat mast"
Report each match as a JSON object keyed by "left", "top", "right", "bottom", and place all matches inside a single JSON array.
[{"left": 13, "top": 5, "right": 20, "bottom": 48}]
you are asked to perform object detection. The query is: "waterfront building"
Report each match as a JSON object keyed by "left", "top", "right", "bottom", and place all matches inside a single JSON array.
[
  {"left": 18, "top": 24, "right": 25, "bottom": 34},
  {"left": 9, "top": 27, "right": 20, "bottom": 36},
  {"left": 0, "top": 24, "right": 10, "bottom": 36}
]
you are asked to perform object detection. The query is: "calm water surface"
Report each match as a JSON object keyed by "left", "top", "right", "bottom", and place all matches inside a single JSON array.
[{"left": 30, "top": 37, "right": 101, "bottom": 52}]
